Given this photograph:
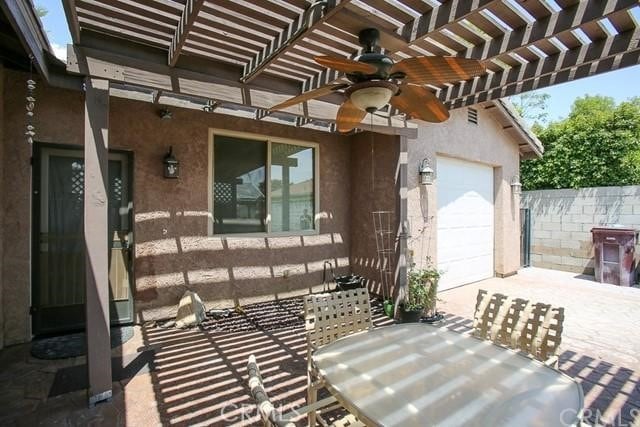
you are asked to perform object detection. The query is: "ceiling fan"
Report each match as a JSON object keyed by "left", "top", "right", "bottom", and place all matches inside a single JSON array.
[{"left": 269, "top": 28, "right": 487, "bottom": 133}]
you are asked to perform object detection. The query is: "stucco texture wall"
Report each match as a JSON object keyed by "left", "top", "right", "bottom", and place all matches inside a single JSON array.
[
  {"left": 406, "top": 105, "right": 521, "bottom": 279},
  {"left": 1, "top": 69, "right": 354, "bottom": 343},
  {"left": 522, "top": 186, "right": 640, "bottom": 276},
  {"left": 349, "top": 132, "right": 400, "bottom": 300}
]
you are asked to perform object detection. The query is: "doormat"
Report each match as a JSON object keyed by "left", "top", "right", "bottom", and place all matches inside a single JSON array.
[
  {"left": 30, "top": 326, "right": 134, "bottom": 360},
  {"left": 48, "top": 350, "right": 156, "bottom": 398}
]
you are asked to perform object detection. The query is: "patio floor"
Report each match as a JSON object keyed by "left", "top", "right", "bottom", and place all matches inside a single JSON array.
[{"left": 0, "top": 267, "right": 638, "bottom": 426}]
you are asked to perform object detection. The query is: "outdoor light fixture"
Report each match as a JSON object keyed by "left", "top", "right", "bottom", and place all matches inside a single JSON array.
[
  {"left": 419, "top": 158, "right": 435, "bottom": 185},
  {"left": 347, "top": 82, "right": 397, "bottom": 113},
  {"left": 159, "top": 108, "right": 173, "bottom": 120},
  {"left": 163, "top": 146, "right": 179, "bottom": 179},
  {"left": 511, "top": 175, "right": 522, "bottom": 195}
]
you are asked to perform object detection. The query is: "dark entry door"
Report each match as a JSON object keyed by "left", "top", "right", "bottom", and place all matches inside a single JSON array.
[{"left": 32, "top": 146, "right": 134, "bottom": 335}]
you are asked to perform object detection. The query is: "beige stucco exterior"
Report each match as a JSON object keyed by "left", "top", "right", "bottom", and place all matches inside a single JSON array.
[
  {"left": 406, "top": 106, "right": 522, "bottom": 278},
  {"left": 1, "top": 69, "right": 524, "bottom": 345}
]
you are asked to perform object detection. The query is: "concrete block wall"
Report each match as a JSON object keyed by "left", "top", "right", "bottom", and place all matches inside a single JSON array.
[{"left": 522, "top": 186, "right": 640, "bottom": 276}]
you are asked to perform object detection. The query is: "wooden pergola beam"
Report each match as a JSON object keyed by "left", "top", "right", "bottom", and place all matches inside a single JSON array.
[
  {"left": 62, "top": 0, "right": 81, "bottom": 44},
  {"left": 446, "top": 27, "right": 640, "bottom": 108},
  {"left": 240, "top": 0, "right": 351, "bottom": 83},
  {"left": 396, "top": 0, "right": 497, "bottom": 43},
  {"left": 301, "top": 0, "right": 501, "bottom": 93},
  {"left": 461, "top": 0, "right": 638, "bottom": 61},
  {"left": 168, "top": 0, "right": 205, "bottom": 67},
  {"left": 67, "top": 45, "right": 416, "bottom": 136}
]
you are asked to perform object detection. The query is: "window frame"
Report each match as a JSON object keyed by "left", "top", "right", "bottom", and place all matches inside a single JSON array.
[{"left": 208, "top": 129, "right": 320, "bottom": 237}]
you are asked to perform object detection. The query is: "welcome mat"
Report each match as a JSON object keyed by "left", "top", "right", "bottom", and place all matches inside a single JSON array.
[
  {"left": 30, "top": 326, "right": 134, "bottom": 360},
  {"left": 48, "top": 350, "right": 156, "bottom": 398}
]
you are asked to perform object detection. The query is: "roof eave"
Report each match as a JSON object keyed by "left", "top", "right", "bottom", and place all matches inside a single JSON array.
[
  {"left": 494, "top": 98, "right": 544, "bottom": 158},
  {"left": 1, "top": 0, "right": 55, "bottom": 82}
]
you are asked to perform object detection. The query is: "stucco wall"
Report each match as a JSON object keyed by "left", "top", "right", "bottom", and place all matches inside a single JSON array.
[
  {"left": 1, "top": 69, "right": 353, "bottom": 343},
  {"left": 522, "top": 186, "right": 640, "bottom": 276},
  {"left": 1, "top": 68, "right": 524, "bottom": 344},
  {"left": 349, "top": 132, "right": 400, "bottom": 299},
  {"left": 2, "top": 69, "right": 36, "bottom": 344},
  {"left": 407, "top": 106, "right": 521, "bottom": 279}
]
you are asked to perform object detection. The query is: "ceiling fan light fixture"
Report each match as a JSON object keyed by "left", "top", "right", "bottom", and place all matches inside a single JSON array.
[{"left": 348, "top": 82, "right": 397, "bottom": 113}]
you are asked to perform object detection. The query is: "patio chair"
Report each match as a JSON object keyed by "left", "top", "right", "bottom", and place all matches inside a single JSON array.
[
  {"left": 472, "top": 289, "right": 530, "bottom": 346},
  {"left": 303, "top": 288, "right": 373, "bottom": 425},
  {"left": 247, "top": 355, "right": 364, "bottom": 427},
  {"left": 472, "top": 289, "right": 565, "bottom": 368},
  {"left": 511, "top": 302, "right": 565, "bottom": 368}
]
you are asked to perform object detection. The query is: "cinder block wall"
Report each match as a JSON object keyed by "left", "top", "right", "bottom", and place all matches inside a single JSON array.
[{"left": 521, "top": 186, "right": 640, "bottom": 275}]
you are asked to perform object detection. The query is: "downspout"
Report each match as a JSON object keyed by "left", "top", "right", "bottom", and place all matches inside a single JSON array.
[{"left": 240, "top": 1, "right": 327, "bottom": 84}]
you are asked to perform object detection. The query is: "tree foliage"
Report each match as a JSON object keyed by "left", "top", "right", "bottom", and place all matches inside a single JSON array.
[
  {"left": 521, "top": 95, "right": 640, "bottom": 190},
  {"left": 510, "top": 92, "right": 551, "bottom": 125}
]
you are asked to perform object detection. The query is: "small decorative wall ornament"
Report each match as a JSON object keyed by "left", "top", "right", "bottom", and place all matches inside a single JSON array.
[
  {"left": 163, "top": 146, "right": 179, "bottom": 178},
  {"left": 159, "top": 107, "right": 173, "bottom": 120},
  {"left": 202, "top": 100, "right": 217, "bottom": 113},
  {"left": 418, "top": 158, "right": 435, "bottom": 185},
  {"left": 25, "top": 57, "right": 36, "bottom": 144},
  {"left": 511, "top": 175, "right": 522, "bottom": 195}
]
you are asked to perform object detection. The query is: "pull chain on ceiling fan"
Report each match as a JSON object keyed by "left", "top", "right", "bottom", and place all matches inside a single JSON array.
[{"left": 269, "top": 28, "right": 487, "bottom": 133}]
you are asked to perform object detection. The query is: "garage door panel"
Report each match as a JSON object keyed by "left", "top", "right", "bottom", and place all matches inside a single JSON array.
[
  {"left": 437, "top": 157, "right": 494, "bottom": 290},
  {"left": 439, "top": 254, "right": 494, "bottom": 285},
  {"left": 438, "top": 213, "right": 493, "bottom": 229}
]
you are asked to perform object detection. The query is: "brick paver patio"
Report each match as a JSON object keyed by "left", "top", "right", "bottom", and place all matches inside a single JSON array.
[{"left": 0, "top": 267, "right": 638, "bottom": 426}]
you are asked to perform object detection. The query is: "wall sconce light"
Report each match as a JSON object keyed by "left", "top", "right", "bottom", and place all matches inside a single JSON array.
[
  {"left": 419, "top": 158, "right": 435, "bottom": 185},
  {"left": 511, "top": 175, "right": 522, "bottom": 195},
  {"left": 163, "top": 146, "right": 179, "bottom": 179},
  {"left": 159, "top": 108, "right": 173, "bottom": 120}
]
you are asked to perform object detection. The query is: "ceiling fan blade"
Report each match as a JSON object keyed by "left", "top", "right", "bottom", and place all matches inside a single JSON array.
[
  {"left": 315, "top": 56, "right": 378, "bottom": 74},
  {"left": 336, "top": 99, "right": 367, "bottom": 133},
  {"left": 269, "top": 83, "right": 346, "bottom": 111},
  {"left": 390, "top": 84, "right": 450, "bottom": 123},
  {"left": 391, "top": 57, "right": 486, "bottom": 85}
]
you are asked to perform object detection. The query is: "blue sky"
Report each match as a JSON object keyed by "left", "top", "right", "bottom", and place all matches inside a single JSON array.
[{"left": 36, "top": 0, "right": 640, "bottom": 121}]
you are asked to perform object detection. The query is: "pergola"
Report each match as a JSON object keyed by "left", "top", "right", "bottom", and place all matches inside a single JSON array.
[
  {"left": 3, "top": 0, "right": 640, "bottom": 407},
  {"left": 57, "top": 0, "right": 640, "bottom": 136}
]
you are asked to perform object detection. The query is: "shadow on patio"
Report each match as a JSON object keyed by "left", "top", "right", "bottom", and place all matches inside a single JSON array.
[
  {"left": 139, "top": 297, "right": 395, "bottom": 426},
  {"left": 0, "top": 294, "right": 637, "bottom": 426}
]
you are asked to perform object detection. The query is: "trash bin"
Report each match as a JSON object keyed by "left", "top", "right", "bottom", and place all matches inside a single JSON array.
[{"left": 591, "top": 227, "right": 638, "bottom": 286}]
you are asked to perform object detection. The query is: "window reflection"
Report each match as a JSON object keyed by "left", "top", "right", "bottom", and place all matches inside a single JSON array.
[
  {"left": 213, "top": 136, "right": 266, "bottom": 234},
  {"left": 271, "top": 143, "right": 315, "bottom": 232}
]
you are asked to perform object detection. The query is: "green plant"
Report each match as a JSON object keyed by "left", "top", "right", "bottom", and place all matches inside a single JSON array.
[{"left": 405, "top": 266, "right": 441, "bottom": 312}]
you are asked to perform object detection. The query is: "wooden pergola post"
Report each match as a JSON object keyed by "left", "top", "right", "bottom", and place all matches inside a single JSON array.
[
  {"left": 395, "top": 135, "right": 408, "bottom": 308},
  {"left": 84, "top": 77, "right": 112, "bottom": 407}
]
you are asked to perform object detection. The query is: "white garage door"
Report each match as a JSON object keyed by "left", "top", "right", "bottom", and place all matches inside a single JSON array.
[{"left": 437, "top": 157, "right": 494, "bottom": 290}]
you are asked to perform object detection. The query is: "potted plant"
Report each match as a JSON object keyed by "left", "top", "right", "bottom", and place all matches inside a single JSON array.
[
  {"left": 399, "top": 273, "right": 427, "bottom": 323},
  {"left": 399, "top": 265, "right": 442, "bottom": 323},
  {"left": 383, "top": 299, "right": 395, "bottom": 318},
  {"left": 414, "top": 267, "right": 443, "bottom": 323}
]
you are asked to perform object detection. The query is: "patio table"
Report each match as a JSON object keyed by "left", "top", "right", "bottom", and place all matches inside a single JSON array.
[{"left": 311, "top": 324, "right": 583, "bottom": 427}]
